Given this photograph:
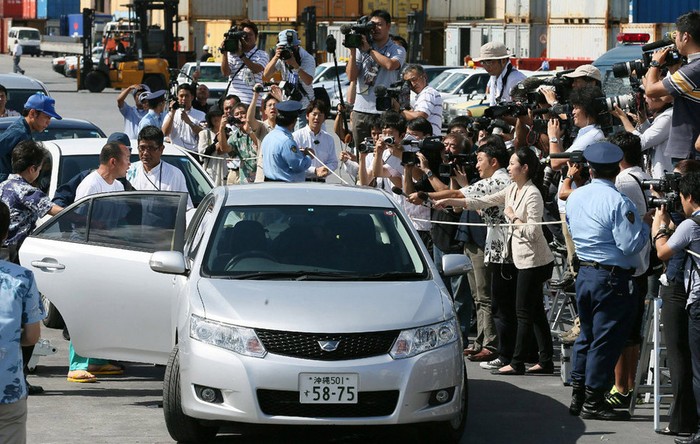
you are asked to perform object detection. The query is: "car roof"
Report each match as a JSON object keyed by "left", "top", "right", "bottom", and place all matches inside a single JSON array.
[
  {"left": 0, "top": 117, "right": 103, "bottom": 131},
  {"left": 219, "top": 183, "right": 397, "bottom": 208},
  {"left": 182, "top": 62, "right": 220, "bottom": 68},
  {"left": 0, "top": 73, "right": 49, "bottom": 91},
  {"left": 317, "top": 61, "right": 347, "bottom": 68},
  {"left": 441, "top": 68, "right": 488, "bottom": 75},
  {"left": 41, "top": 138, "right": 197, "bottom": 157}
]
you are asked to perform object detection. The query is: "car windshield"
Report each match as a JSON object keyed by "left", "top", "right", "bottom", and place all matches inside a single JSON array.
[
  {"left": 202, "top": 205, "right": 427, "bottom": 280},
  {"left": 436, "top": 73, "right": 467, "bottom": 93},
  {"left": 56, "top": 154, "right": 212, "bottom": 206},
  {"left": 34, "top": 126, "right": 105, "bottom": 141},
  {"left": 191, "top": 65, "right": 226, "bottom": 82},
  {"left": 314, "top": 66, "right": 346, "bottom": 83},
  {"left": 429, "top": 71, "right": 455, "bottom": 89},
  {"left": 19, "top": 30, "right": 40, "bottom": 40}
]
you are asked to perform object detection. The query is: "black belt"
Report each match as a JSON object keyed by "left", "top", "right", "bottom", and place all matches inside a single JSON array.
[
  {"left": 305, "top": 178, "right": 326, "bottom": 183},
  {"left": 579, "top": 261, "right": 633, "bottom": 274}
]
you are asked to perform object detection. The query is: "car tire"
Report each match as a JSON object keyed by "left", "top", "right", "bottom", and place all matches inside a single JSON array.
[
  {"left": 163, "top": 345, "right": 219, "bottom": 443},
  {"left": 428, "top": 362, "right": 468, "bottom": 443},
  {"left": 143, "top": 74, "right": 166, "bottom": 93},
  {"left": 41, "top": 293, "right": 65, "bottom": 329},
  {"left": 85, "top": 71, "right": 107, "bottom": 93}
]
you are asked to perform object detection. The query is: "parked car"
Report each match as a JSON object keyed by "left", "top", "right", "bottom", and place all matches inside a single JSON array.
[
  {"left": 63, "top": 46, "right": 104, "bottom": 78},
  {"left": 593, "top": 33, "right": 647, "bottom": 97},
  {"left": 20, "top": 183, "right": 468, "bottom": 443},
  {"left": 177, "top": 62, "right": 228, "bottom": 106},
  {"left": 0, "top": 117, "right": 105, "bottom": 141},
  {"left": 0, "top": 74, "right": 50, "bottom": 114}
]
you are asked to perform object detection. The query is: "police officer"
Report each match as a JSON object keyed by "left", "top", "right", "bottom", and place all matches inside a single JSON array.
[
  {"left": 565, "top": 141, "right": 650, "bottom": 421},
  {"left": 261, "top": 100, "right": 314, "bottom": 182}
]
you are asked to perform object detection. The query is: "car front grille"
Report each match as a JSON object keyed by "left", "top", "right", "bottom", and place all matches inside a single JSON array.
[
  {"left": 254, "top": 329, "right": 399, "bottom": 361},
  {"left": 256, "top": 389, "right": 399, "bottom": 418}
]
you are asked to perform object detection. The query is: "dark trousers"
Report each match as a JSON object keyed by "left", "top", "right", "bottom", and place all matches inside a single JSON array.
[
  {"left": 660, "top": 282, "right": 698, "bottom": 433},
  {"left": 571, "top": 265, "right": 635, "bottom": 390},
  {"left": 350, "top": 110, "right": 378, "bottom": 149},
  {"left": 510, "top": 262, "right": 554, "bottom": 370},
  {"left": 688, "top": 300, "right": 700, "bottom": 421},
  {"left": 489, "top": 262, "right": 518, "bottom": 362}
]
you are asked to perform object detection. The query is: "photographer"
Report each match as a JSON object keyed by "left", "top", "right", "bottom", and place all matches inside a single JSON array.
[
  {"left": 197, "top": 108, "right": 227, "bottom": 186},
  {"left": 644, "top": 11, "right": 700, "bottom": 162},
  {"left": 263, "top": 30, "right": 315, "bottom": 128},
  {"left": 653, "top": 171, "right": 700, "bottom": 442},
  {"left": 220, "top": 20, "right": 269, "bottom": 109},
  {"left": 346, "top": 10, "right": 406, "bottom": 146},
  {"left": 397, "top": 64, "right": 443, "bottom": 137},
  {"left": 359, "top": 111, "right": 404, "bottom": 191},
  {"left": 162, "top": 83, "right": 205, "bottom": 152},
  {"left": 220, "top": 102, "right": 260, "bottom": 184},
  {"left": 540, "top": 65, "right": 602, "bottom": 107},
  {"left": 473, "top": 41, "right": 526, "bottom": 106},
  {"left": 292, "top": 100, "right": 338, "bottom": 182}
]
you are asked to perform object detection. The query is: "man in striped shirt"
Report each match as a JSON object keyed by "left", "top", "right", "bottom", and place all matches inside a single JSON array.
[
  {"left": 397, "top": 64, "right": 443, "bottom": 137},
  {"left": 220, "top": 20, "right": 269, "bottom": 109}
]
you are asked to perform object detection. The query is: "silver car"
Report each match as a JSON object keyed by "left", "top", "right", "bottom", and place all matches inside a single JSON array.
[{"left": 20, "top": 183, "right": 468, "bottom": 442}]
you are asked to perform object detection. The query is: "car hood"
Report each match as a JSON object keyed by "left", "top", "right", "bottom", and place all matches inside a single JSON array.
[{"left": 195, "top": 279, "right": 449, "bottom": 333}]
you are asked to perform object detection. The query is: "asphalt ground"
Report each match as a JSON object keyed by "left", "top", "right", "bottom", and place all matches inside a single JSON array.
[{"left": 1, "top": 54, "right": 681, "bottom": 443}]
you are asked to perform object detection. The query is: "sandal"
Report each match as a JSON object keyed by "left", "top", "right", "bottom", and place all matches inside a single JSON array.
[
  {"left": 67, "top": 370, "right": 97, "bottom": 383},
  {"left": 87, "top": 363, "right": 124, "bottom": 375}
]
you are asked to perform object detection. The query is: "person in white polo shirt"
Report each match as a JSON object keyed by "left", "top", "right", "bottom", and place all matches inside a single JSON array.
[
  {"left": 396, "top": 64, "right": 443, "bottom": 137},
  {"left": 162, "top": 83, "right": 205, "bottom": 152}
]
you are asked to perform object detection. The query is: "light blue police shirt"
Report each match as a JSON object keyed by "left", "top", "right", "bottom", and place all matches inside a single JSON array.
[
  {"left": 566, "top": 178, "right": 650, "bottom": 269},
  {"left": 262, "top": 125, "right": 312, "bottom": 182}
]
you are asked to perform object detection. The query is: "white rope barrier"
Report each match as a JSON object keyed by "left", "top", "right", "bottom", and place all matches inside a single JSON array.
[{"left": 411, "top": 217, "right": 564, "bottom": 228}]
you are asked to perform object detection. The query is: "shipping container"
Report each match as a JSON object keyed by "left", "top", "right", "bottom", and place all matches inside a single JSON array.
[
  {"left": 619, "top": 22, "right": 676, "bottom": 43},
  {"left": 268, "top": 0, "right": 340, "bottom": 21},
  {"left": 549, "top": 0, "right": 630, "bottom": 23},
  {"left": 504, "top": 0, "right": 547, "bottom": 23},
  {"left": 0, "top": 0, "right": 23, "bottom": 19},
  {"left": 632, "top": 0, "right": 697, "bottom": 24},
  {"left": 468, "top": 21, "right": 506, "bottom": 58},
  {"left": 204, "top": 20, "right": 232, "bottom": 59},
  {"left": 329, "top": 0, "right": 362, "bottom": 19},
  {"left": 36, "top": 0, "right": 79, "bottom": 20},
  {"left": 0, "top": 18, "right": 10, "bottom": 54},
  {"left": 485, "top": 0, "right": 505, "bottom": 19},
  {"left": 427, "top": 0, "right": 485, "bottom": 21},
  {"left": 547, "top": 23, "right": 621, "bottom": 59},
  {"left": 66, "top": 13, "right": 83, "bottom": 37},
  {"left": 248, "top": 0, "right": 268, "bottom": 21},
  {"left": 189, "top": 0, "right": 245, "bottom": 20},
  {"left": 364, "top": 0, "right": 424, "bottom": 19},
  {"left": 504, "top": 23, "right": 547, "bottom": 58},
  {"left": 22, "top": 0, "right": 35, "bottom": 19}
]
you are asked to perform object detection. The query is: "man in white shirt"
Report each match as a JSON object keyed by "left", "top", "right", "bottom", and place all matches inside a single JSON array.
[
  {"left": 293, "top": 100, "right": 338, "bottom": 182},
  {"left": 162, "top": 83, "right": 205, "bottom": 152},
  {"left": 472, "top": 42, "right": 526, "bottom": 106},
  {"left": 12, "top": 40, "right": 24, "bottom": 75},
  {"left": 220, "top": 19, "right": 269, "bottom": 108},
  {"left": 75, "top": 141, "right": 131, "bottom": 199},
  {"left": 398, "top": 64, "right": 443, "bottom": 137}
]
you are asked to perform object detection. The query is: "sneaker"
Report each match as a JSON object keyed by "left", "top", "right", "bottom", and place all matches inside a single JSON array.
[
  {"left": 605, "top": 386, "right": 633, "bottom": 408},
  {"left": 480, "top": 357, "right": 507, "bottom": 370}
]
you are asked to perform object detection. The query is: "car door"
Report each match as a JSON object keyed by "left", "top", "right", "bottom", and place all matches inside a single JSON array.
[{"left": 19, "top": 191, "right": 189, "bottom": 365}]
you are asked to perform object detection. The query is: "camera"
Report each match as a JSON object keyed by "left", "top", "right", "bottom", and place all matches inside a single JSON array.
[
  {"left": 382, "top": 136, "right": 395, "bottom": 145},
  {"left": 540, "top": 73, "right": 574, "bottom": 103},
  {"left": 278, "top": 30, "right": 295, "bottom": 60},
  {"left": 484, "top": 102, "right": 529, "bottom": 119},
  {"left": 644, "top": 171, "right": 682, "bottom": 211},
  {"left": 403, "top": 135, "right": 445, "bottom": 151},
  {"left": 223, "top": 25, "right": 247, "bottom": 53},
  {"left": 171, "top": 100, "right": 180, "bottom": 111},
  {"left": 549, "top": 151, "right": 585, "bottom": 164},
  {"left": 401, "top": 150, "right": 418, "bottom": 166},
  {"left": 600, "top": 93, "right": 640, "bottom": 113},
  {"left": 487, "top": 119, "right": 514, "bottom": 136},
  {"left": 612, "top": 46, "right": 683, "bottom": 79},
  {"left": 467, "top": 116, "right": 492, "bottom": 135},
  {"left": 438, "top": 152, "right": 476, "bottom": 178},
  {"left": 358, "top": 137, "right": 375, "bottom": 153},
  {"left": 279, "top": 80, "right": 303, "bottom": 102},
  {"left": 376, "top": 80, "right": 411, "bottom": 112},
  {"left": 227, "top": 116, "right": 243, "bottom": 126},
  {"left": 254, "top": 82, "right": 275, "bottom": 94},
  {"left": 340, "top": 16, "right": 376, "bottom": 49}
]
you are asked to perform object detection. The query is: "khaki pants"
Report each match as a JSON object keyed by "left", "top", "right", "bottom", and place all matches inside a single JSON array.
[
  {"left": 465, "top": 243, "right": 497, "bottom": 351},
  {"left": 560, "top": 212, "right": 576, "bottom": 274},
  {"left": 0, "top": 398, "right": 27, "bottom": 444}
]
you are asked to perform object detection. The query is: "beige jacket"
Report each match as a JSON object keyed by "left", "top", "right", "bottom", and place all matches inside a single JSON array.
[{"left": 464, "top": 180, "right": 554, "bottom": 269}]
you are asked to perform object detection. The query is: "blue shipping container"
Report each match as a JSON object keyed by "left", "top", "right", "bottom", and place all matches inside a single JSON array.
[
  {"left": 66, "top": 13, "right": 83, "bottom": 37},
  {"left": 36, "top": 0, "right": 80, "bottom": 20},
  {"left": 632, "top": 0, "right": 700, "bottom": 24}
]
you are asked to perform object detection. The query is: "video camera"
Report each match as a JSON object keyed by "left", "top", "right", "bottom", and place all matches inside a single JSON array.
[
  {"left": 358, "top": 135, "right": 395, "bottom": 154},
  {"left": 400, "top": 136, "right": 443, "bottom": 166},
  {"left": 253, "top": 82, "right": 276, "bottom": 94},
  {"left": 279, "top": 80, "right": 303, "bottom": 102},
  {"left": 440, "top": 152, "right": 477, "bottom": 178},
  {"left": 484, "top": 102, "right": 530, "bottom": 119},
  {"left": 278, "top": 30, "right": 296, "bottom": 61},
  {"left": 376, "top": 80, "right": 411, "bottom": 112},
  {"left": 641, "top": 172, "right": 682, "bottom": 210},
  {"left": 540, "top": 72, "right": 574, "bottom": 103},
  {"left": 548, "top": 151, "right": 585, "bottom": 164},
  {"left": 222, "top": 25, "right": 247, "bottom": 53},
  {"left": 340, "top": 16, "right": 376, "bottom": 49},
  {"left": 613, "top": 33, "right": 683, "bottom": 78}
]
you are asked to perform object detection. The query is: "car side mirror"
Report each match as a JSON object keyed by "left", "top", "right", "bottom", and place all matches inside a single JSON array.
[
  {"left": 150, "top": 251, "right": 188, "bottom": 275},
  {"left": 441, "top": 254, "right": 471, "bottom": 277}
]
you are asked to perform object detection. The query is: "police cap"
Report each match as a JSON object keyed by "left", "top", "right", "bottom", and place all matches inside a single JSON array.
[
  {"left": 276, "top": 100, "right": 303, "bottom": 117},
  {"left": 583, "top": 141, "right": 623, "bottom": 170}
]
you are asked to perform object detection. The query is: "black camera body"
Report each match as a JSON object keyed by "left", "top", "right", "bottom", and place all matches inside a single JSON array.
[
  {"left": 541, "top": 73, "right": 573, "bottom": 103},
  {"left": 171, "top": 101, "right": 180, "bottom": 111},
  {"left": 484, "top": 102, "right": 530, "bottom": 119},
  {"left": 613, "top": 48, "right": 683, "bottom": 79},
  {"left": 279, "top": 80, "right": 303, "bottom": 102},
  {"left": 223, "top": 25, "right": 247, "bottom": 53},
  {"left": 278, "top": 30, "right": 296, "bottom": 60},
  {"left": 227, "top": 116, "right": 243, "bottom": 126},
  {"left": 642, "top": 172, "right": 681, "bottom": 193},
  {"left": 441, "top": 152, "right": 477, "bottom": 178},
  {"left": 341, "top": 16, "right": 376, "bottom": 49},
  {"left": 549, "top": 150, "right": 585, "bottom": 164},
  {"left": 358, "top": 137, "right": 375, "bottom": 153},
  {"left": 376, "top": 80, "right": 411, "bottom": 112}
]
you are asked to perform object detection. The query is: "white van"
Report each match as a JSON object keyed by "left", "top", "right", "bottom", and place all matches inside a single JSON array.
[{"left": 8, "top": 27, "right": 41, "bottom": 56}]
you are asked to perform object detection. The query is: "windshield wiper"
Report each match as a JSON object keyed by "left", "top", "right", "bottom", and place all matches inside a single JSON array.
[{"left": 361, "top": 271, "right": 425, "bottom": 281}]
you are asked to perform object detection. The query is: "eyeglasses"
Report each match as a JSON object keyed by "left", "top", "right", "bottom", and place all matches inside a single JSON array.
[
  {"left": 138, "top": 144, "right": 161, "bottom": 153},
  {"left": 481, "top": 60, "right": 499, "bottom": 66}
]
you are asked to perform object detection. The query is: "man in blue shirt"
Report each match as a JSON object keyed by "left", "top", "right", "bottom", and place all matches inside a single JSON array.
[
  {"left": 137, "top": 90, "right": 167, "bottom": 134},
  {"left": 565, "top": 141, "right": 650, "bottom": 421},
  {"left": 262, "top": 101, "right": 313, "bottom": 182},
  {"left": 0, "top": 201, "right": 44, "bottom": 442},
  {"left": 0, "top": 93, "right": 61, "bottom": 182}
]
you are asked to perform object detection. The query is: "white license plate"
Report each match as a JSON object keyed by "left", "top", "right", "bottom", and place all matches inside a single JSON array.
[{"left": 299, "top": 373, "right": 359, "bottom": 404}]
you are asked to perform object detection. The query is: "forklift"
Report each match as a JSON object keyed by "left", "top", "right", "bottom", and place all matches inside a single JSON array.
[{"left": 79, "top": 0, "right": 180, "bottom": 93}]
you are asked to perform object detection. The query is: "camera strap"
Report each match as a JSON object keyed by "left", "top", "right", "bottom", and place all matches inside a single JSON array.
[
  {"left": 220, "top": 48, "right": 260, "bottom": 107},
  {"left": 496, "top": 63, "right": 514, "bottom": 103}
]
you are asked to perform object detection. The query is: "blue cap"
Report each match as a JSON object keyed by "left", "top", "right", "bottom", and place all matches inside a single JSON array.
[
  {"left": 24, "top": 93, "right": 62, "bottom": 120},
  {"left": 583, "top": 141, "right": 623, "bottom": 167},
  {"left": 276, "top": 100, "right": 303, "bottom": 116},
  {"left": 277, "top": 29, "right": 301, "bottom": 47},
  {"left": 143, "top": 90, "right": 166, "bottom": 101},
  {"left": 107, "top": 132, "right": 131, "bottom": 147}
]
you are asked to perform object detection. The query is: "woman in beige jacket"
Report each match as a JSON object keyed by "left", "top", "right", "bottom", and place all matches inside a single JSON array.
[{"left": 437, "top": 147, "right": 555, "bottom": 375}]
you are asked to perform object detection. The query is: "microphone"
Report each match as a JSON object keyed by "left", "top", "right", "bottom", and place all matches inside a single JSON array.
[
  {"left": 391, "top": 187, "right": 447, "bottom": 212},
  {"left": 641, "top": 34, "right": 675, "bottom": 52},
  {"left": 325, "top": 35, "right": 336, "bottom": 53},
  {"left": 340, "top": 24, "right": 353, "bottom": 35}
]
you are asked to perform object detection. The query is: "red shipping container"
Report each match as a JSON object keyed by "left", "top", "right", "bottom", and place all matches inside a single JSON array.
[
  {"left": 1, "top": 0, "right": 24, "bottom": 19},
  {"left": 22, "top": 0, "right": 36, "bottom": 19}
]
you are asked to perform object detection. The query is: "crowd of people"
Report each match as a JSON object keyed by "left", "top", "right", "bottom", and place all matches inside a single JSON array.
[{"left": 3, "top": 7, "right": 700, "bottom": 444}]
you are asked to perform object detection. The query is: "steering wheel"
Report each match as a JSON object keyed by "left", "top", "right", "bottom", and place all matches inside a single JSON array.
[{"left": 225, "top": 250, "right": 276, "bottom": 269}]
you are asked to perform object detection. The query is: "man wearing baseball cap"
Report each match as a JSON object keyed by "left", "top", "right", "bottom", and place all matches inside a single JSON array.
[
  {"left": 0, "top": 93, "right": 62, "bottom": 182},
  {"left": 565, "top": 141, "right": 650, "bottom": 421},
  {"left": 137, "top": 90, "right": 167, "bottom": 134},
  {"left": 201, "top": 45, "right": 213, "bottom": 62},
  {"left": 473, "top": 41, "right": 526, "bottom": 106},
  {"left": 117, "top": 84, "right": 150, "bottom": 139}
]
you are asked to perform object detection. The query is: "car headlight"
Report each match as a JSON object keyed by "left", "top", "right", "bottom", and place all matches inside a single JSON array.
[
  {"left": 443, "top": 103, "right": 448, "bottom": 110},
  {"left": 190, "top": 314, "right": 266, "bottom": 358},
  {"left": 389, "top": 318, "right": 459, "bottom": 359}
]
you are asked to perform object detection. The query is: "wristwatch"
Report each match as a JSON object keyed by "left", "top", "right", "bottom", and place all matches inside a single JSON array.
[
  {"left": 549, "top": 137, "right": 559, "bottom": 144},
  {"left": 649, "top": 60, "right": 661, "bottom": 68},
  {"left": 566, "top": 175, "right": 575, "bottom": 180},
  {"left": 426, "top": 170, "right": 434, "bottom": 178}
]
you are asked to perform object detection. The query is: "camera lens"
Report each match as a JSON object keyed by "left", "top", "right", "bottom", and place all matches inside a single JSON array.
[{"left": 383, "top": 136, "right": 395, "bottom": 144}]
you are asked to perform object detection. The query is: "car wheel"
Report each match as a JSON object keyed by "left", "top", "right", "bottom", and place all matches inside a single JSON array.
[
  {"left": 143, "top": 74, "right": 166, "bottom": 92},
  {"left": 163, "top": 345, "right": 219, "bottom": 443},
  {"left": 85, "top": 71, "right": 107, "bottom": 93},
  {"left": 41, "top": 293, "right": 65, "bottom": 329},
  {"left": 429, "top": 363, "right": 468, "bottom": 443}
]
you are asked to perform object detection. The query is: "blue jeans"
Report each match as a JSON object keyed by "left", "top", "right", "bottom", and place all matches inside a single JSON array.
[{"left": 434, "top": 246, "right": 473, "bottom": 341}]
